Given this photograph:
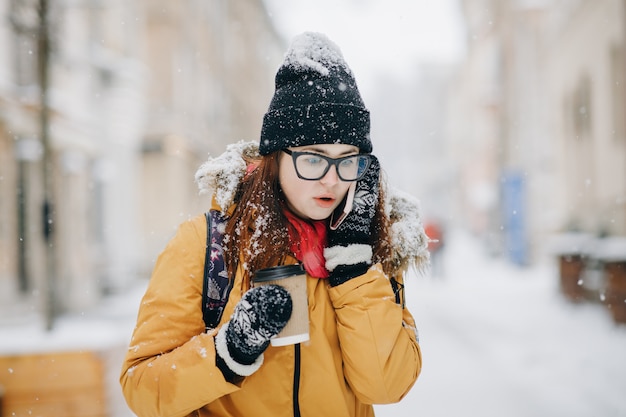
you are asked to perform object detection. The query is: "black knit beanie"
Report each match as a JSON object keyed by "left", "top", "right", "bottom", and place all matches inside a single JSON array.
[{"left": 259, "top": 32, "right": 372, "bottom": 155}]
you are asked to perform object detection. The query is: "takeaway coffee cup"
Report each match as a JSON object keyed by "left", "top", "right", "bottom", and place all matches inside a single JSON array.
[{"left": 252, "top": 264, "right": 309, "bottom": 346}]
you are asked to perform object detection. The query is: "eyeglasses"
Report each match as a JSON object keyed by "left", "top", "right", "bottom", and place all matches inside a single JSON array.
[{"left": 282, "top": 149, "right": 372, "bottom": 181}]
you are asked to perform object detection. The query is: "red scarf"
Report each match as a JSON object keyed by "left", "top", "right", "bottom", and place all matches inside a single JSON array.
[{"left": 283, "top": 210, "right": 329, "bottom": 279}]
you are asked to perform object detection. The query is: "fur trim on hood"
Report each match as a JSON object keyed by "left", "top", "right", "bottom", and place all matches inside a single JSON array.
[
  {"left": 195, "top": 141, "right": 260, "bottom": 211},
  {"left": 385, "top": 186, "right": 430, "bottom": 275},
  {"left": 195, "top": 141, "right": 430, "bottom": 275}
]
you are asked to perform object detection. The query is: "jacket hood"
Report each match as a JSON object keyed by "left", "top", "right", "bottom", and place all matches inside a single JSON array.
[
  {"left": 195, "top": 141, "right": 430, "bottom": 274},
  {"left": 195, "top": 141, "right": 260, "bottom": 212},
  {"left": 385, "top": 186, "right": 430, "bottom": 274}
]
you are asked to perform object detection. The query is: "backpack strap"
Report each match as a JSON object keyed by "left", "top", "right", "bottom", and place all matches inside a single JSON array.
[
  {"left": 390, "top": 276, "right": 405, "bottom": 309},
  {"left": 202, "top": 210, "right": 232, "bottom": 331}
]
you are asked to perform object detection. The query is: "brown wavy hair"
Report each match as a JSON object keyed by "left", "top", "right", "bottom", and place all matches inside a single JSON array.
[{"left": 224, "top": 152, "right": 393, "bottom": 283}]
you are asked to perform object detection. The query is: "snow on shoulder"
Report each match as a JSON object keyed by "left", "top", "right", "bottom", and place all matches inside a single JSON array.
[
  {"left": 387, "top": 186, "right": 430, "bottom": 275},
  {"left": 283, "top": 31, "right": 349, "bottom": 76},
  {"left": 195, "top": 141, "right": 260, "bottom": 211}
]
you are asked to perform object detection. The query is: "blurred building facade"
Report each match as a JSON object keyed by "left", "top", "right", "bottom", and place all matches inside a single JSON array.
[
  {"left": 448, "top": 0, "right": 626, "bottom": 263},
  {"left": 138, "top": 1, "right": 283, "bottom": 275},
  {"left": 0, "top": 0, "right": 283, "bottom": 323}
]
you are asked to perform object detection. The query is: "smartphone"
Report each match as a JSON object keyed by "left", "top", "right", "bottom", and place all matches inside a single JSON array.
[{"left": 330, "top": 181, "right": 356, "bottom": 230}]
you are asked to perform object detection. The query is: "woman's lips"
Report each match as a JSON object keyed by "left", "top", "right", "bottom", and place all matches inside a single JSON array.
[{"left": 314, "top": 195, "right": 336, "bottom": 208}]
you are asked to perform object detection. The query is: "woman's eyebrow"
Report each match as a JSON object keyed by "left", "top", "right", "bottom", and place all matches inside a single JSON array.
[{"left": 301, "top": 146, "right": 358, "bottom": 156}]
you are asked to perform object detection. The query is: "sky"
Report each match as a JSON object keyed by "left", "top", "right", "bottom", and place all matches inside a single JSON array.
[
  {"left": 263, "top": 0, "right": 466, "bottom": 96},
  {"left": 262, "top": 0, "right": 467, "bottom": 200}
]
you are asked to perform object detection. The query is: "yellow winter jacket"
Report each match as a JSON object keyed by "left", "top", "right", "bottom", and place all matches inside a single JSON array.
[{"left": 120, "top": 206, "right": 422, "bottom": 417}]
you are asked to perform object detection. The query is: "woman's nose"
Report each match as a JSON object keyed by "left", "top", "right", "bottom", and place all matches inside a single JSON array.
[{"left": 320, "top": 164, "right": 340, "bottom": 185}]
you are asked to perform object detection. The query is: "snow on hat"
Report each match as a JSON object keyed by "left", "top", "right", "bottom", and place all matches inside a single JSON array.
[{"left": 259, "top": 32, "right": 372, "bottom": 155}]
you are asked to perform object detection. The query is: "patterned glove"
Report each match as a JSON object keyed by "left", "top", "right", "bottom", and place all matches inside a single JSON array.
[
  {"left": 324, "top": 155, "right": 380, "bottom": 286},
  {"left": 215, "top": 285, "right": 292, "bottom": 378}
]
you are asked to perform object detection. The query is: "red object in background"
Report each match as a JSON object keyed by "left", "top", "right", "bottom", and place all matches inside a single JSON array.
[{"left": 425, "top": 222, "right": 443, "bottom": 252}]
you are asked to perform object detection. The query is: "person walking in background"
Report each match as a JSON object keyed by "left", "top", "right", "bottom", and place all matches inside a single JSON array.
[
  {"left": 425, "top": 219, "right": 446, "bottom": 278},
  {"left": 120, "top": 32, "right": 428, "bottom": 417}
]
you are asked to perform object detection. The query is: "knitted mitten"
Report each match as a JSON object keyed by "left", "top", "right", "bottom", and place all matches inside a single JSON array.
[
  {"left": 215, "top": 285, "right": 292, "bottom": 377},
  {"left": 325, "top": 155, "right": 380, "bottom": 286}
]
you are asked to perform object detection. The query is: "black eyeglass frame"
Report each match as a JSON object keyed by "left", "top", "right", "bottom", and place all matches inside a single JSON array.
[{"left": 282, "top": 149, "right": 372, "bottom": 182}]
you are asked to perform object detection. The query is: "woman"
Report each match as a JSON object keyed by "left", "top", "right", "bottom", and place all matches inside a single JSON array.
[{"left": 120, "top": 32, "right": 428, "bottom": 417}]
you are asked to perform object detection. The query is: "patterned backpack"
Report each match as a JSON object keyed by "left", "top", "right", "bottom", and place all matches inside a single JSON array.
[{"left": 201, "top": 210, "right": 232, "bottom": 331}]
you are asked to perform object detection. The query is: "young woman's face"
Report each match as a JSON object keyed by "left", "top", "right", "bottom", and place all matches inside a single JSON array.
[{"left": 279, "top": 143, "right": 359, "bottom": 220}]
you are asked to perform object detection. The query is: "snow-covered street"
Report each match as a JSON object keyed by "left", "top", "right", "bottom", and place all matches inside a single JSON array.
[
  {"left": 2, "top": 229, "right": 625, "bottom": 417},
  {"left": 375, "top": 231, "right": 626, "bottom": 417}
]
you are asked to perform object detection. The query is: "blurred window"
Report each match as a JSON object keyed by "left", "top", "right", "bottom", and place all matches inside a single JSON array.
[
  {"left": 573, "top": 74, "right": 592, "bottom": 140},
  {"left": 9, "top": 0, "right": 39, "bottom": 87},
  {"left": 611, "top": 44, "right": 625, "bottom": 142}
]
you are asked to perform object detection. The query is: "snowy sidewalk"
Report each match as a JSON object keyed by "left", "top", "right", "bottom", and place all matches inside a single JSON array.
[
  {"left": 375, "top": 231, "right": 626, "bottom": 417},
  {"left": 2, "top": 230, "right": 624, "bottom": 416}
]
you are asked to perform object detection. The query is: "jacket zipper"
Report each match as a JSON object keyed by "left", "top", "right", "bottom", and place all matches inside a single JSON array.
[{"left": 293, "top": 343, "right": 301, "bottom": 417}]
